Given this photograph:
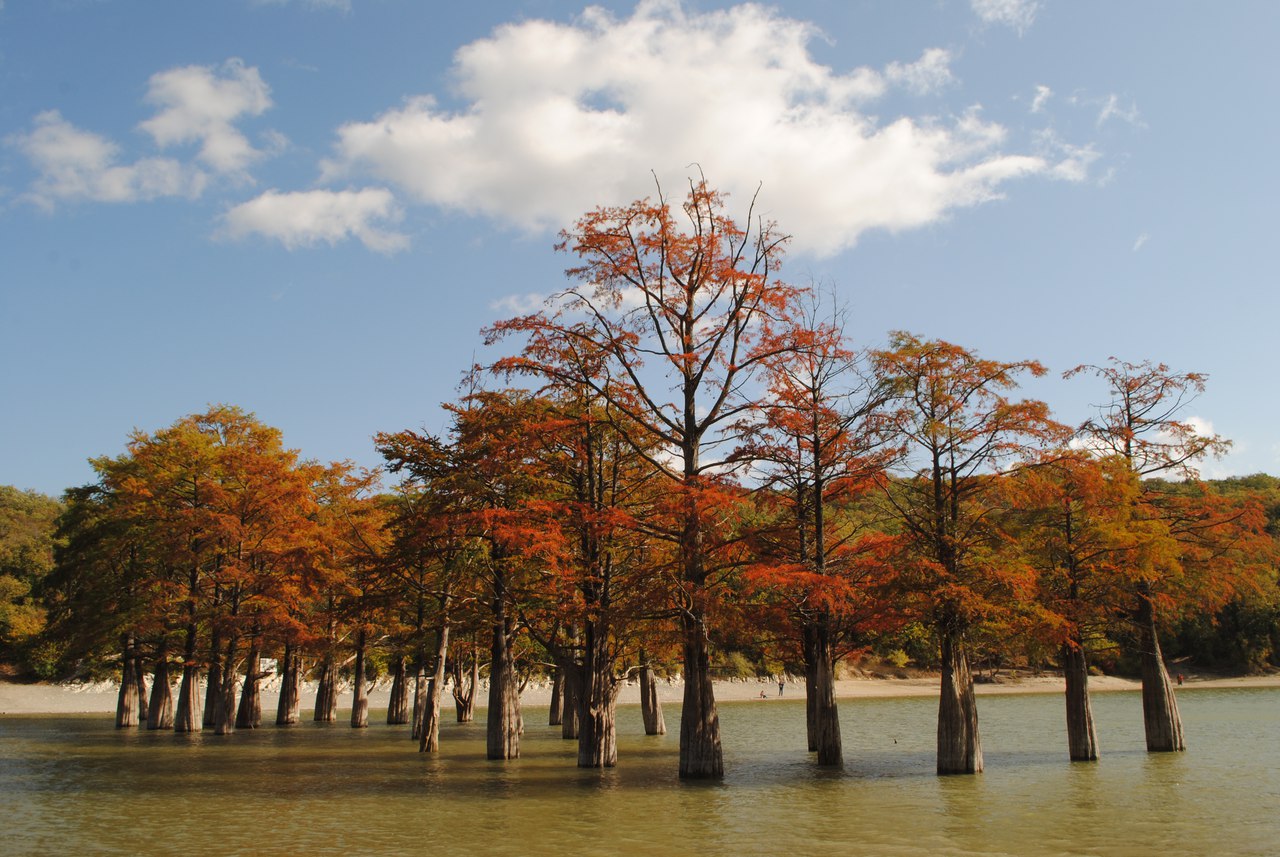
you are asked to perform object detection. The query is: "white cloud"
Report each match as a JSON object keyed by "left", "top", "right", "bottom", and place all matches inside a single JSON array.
[
  {"left": 884, "top": 48, "right": 955, "bottom": 96},
  {"left": 1132, "top": 232, "right": 1149, "bottom": 252},
  {"left": 139, "top": 58, "right": 273, "bottom": 176},
  {"left": 220, "top": 187, "right": 408, "bottom": 253},
  {"left": 8, "top": 110, "right": 206, "bottom": 209},
  {"left": 1096, "top": 93, "right": 1143, "bottom": 128},
  {"left": 1030, "top": 84, "right": 1052, "bottom": 113},
  {"left": 490, "top": 292, "right": 552, "bottom": 315},
  {"left": 1034, "top": 129, "right": 1101, "bottom": 183},
  {"left": 322, "top": 1, "right": 1060, "bottom": 256},
  {"left": 971, "top": 0, "right": 1040, "bottom": 34}
]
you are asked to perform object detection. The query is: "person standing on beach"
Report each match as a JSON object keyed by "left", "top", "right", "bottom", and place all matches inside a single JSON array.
[{"left": 778, "top": 679, "right": 785, "bottom": 697}]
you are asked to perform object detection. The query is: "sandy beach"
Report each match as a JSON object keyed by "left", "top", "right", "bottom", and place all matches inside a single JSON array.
[{"left": 3, "top": 671, "right": 1277, "bottom": 716}]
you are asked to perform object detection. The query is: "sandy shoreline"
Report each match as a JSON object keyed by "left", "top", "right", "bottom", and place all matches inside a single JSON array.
[{"left": 3, "top": 672, "right": 1277, "bottom": 716}]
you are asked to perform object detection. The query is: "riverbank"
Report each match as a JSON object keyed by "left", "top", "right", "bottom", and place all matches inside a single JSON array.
[{"left": 3, "top": 671, "right": 1278, "bottom": 715}]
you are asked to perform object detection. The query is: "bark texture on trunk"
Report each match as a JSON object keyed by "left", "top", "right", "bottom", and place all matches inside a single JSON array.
[
  {"left": 115, "top": 635, "right": 141, "bottom": 729},
  {"left": 678, "top": 611, "right": 723, "bottom": 779},
  {"left": 421, "top": 625, "right": 450, "bottom": 753},
  {"left": 549, "top": 667, "right": 564, "bottom": 726},
  {"left": 133, "top": 654, "right": 149, "bottom": 712},
  {"left": 639, "top": 663, "right": 666, "bottom": 736},
  {"left": 212, "top": 636, "right": 240, "bottom": 736},
  {"left": 203, "top": 631, "right": 222, "bottom": 727},
  {"left": 560, "top": 664, "right": 580, "bottom": 740},
  {"left": 146, "top": 650, "right": 174, "bottom": 730},
  {"left": 314, "top": 657, "right": 339, "bottom": 722},
  {"left": 235, "top": 646, "right": 263, "bottom": 730},
  {"left": 576, "top": 627, "right": 619, "bottom": 768},
  {"left": 174, "top": 663, "right": 203, "bottom": 733},
  {"left": 386, "top": 656, "right": 409, "bottom": 725},
  {"left": 452, "top": 650, "right": 477, "bottom": 723},
  {"left": 411, "top": 655, "right": 428, "bottom": 740},
  {"left": 1137, "top": 591, "right": 1185, "bottom": 752},
  {"left": 1062, "top": 641, "right": 1098, "bottom": 761},
  {"left": 276, "top": 644, "right": 301, "bottom": 726},
  {"left": 805, "top": 621, "right": 842, "bottom": 766},
  {"left": 351, "top": 632, "right": 369, "bottom": 729},
  {"left": 486, "top": 618, "right": 521, "bottom": 760},
  {"left": 937, "top": 626, "right": 982, "bottom": 775}
]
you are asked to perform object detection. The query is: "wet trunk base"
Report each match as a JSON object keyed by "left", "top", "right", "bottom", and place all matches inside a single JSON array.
[
  {"left": 147, "top": 654, "right": 174, "bottom": 730},
  {"left": 1063, "top": 643, "right": 1098, "bottom": 761},
  {"left": 174, "top": 664, "right": 203, "bottom": 733},
  {"left": 640, "top": 665, "right": 666, "bottom": 736},
  {"left": 937, "top": 628, "right": 982, "bottom": 775},
  {"left": 678, "top": 615, "right": 723, "bottom": 779}
]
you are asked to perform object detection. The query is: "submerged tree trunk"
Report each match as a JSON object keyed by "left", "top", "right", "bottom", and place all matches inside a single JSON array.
[
  {"left": 212, "top": 635, "right": 240, "bottom": 736},
  {"left": 549, "top": 667, "right": 564, "bottom": 726},
  {"left": 235, "top": 644, "right": 263, "bottom": 730},
  {"left": 421, "top": 624, "right": 450, "bottom": 753},
  {"left": 133, "top": 652, "right": 149, "bottom": 712},
  {"left": 174, "top": 662, "right": 203, "bottom": 733},
  {"left": 803, "top": 626, "right": 819, "bottom": 752},
  {"left": 639, "top": 661, "right": 666, "bottom": 736},
  {"left": 805, "top": 620, "right": 842, "bottom": 766},
  {"left": 147, "top": 647, "right": 174, "bottom": 730},
  {"left": 486, "top": 615, "right": 521, "bottom": 760},
  {"left": 276, "top": 644, "right": 302, "bottom": 726},
  {"left": 203, "top": 629, "right": 222, "bottom": 727},
  {"left": 351, "top": 631, "right": 369, "bottom": 729},
  {"left": 411, "top": 654, "right": 428, "bottom": 740},
  {"left": 1137, "top": 589, "right": 1185, "bottom": 752},
  {"left": 560, "top": 662, "right": 580, "bottom": 740},
  {"left": 678, "top": 610, "right": 723, "bottom": 779},
  {"left": 576, "top": 625, "right": 619, "bottom": 768},
  {"left": 314, "top": 656, "right": 339, "bottom": 722},
  {"left": 1062, "top": 640, "right": 1099, "bottom": 761},
  {"left": 115, "top": 633, "right": 141, "bottom": 729},
  {"left": 937, "top": 624, "right": 982, "bottom": 775},
  {"left": 386, "top": 656, "right": 409, "bottom": 725},
  {"left": 452, "top": 637, "right": 478, "bottom": 723}
]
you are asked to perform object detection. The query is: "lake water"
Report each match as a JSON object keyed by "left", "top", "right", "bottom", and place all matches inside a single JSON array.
[{"left": 1, "top": 687, "right": 1276, "bottom": 856}]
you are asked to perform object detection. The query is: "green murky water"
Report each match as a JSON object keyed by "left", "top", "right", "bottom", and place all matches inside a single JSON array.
[{"left": 2, "top": 688, "right": 1276, "bottom": 856}]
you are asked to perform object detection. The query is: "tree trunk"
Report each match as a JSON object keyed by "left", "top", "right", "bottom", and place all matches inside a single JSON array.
[
  {"left": 174, "top": 662, "right": 203, "bottom": 733},
  {"left": 202, "top": 629, "right": 222, "bottom": 728},
  {"left": 351, "top": 631, "right": 370, "bottom": 729},
  {"left": 386, "top": 655, "right": 409, "bottom": 725},
  {"left": 453, "top": 649, "right": 477, "bottom": 723},
  {"left": 314, "top": 656, "right": 338, "bottom": 722},
  {"left": 560, "top": 662, "right": 580, "bottom": 740},
  {"left": 1062, "top": 640, "right": 1099, "bottom": 761},
  {"left": 1137, "top": 589, "right": 1185, "bottom": 752},
  {"left": 937, "top": 624, "right": 982, "bottom": 774},
  {"left": 486, "top": 614, "right": 520, "bottom": 760},
  {"left": 421, "top": 624, "right": 450, "bottom": 753},
  {"left": 276, "top": 644, "right": 301, "bottom": 726},
  {"left": 678, "top": 610, "right": 723, "bottom": 779},
  {"left": 411, "top": 653, "right": 428, "bottom": 740},
  {"left": 576, "top": 625, "right": 619, "bottom": 768},
  {"left": 640, "top": 662, "right": 666, "bottom": 736},
  {"left": 806, "top": 620, "right": 842, "bottom": 766},
  {"left": 133, "top": 652, "right": 149, "bottom": 712},
  {"left": 802, "top": 625, "right": 819, "bottom": 752},
  {"left": 146, "top": 648, "right": 174, "bottom": 730},
  {"left": 212, "top": 635, "right": 239, "bottom": 736},
  {"left": 549, "top": 666, "right": 564, "bottom": 726},
  {"left": 235, "top": 645, "right": 263, "bottom": 729},
  {"left": 115, "top": 634, "right": 141, "bottom": 728}
]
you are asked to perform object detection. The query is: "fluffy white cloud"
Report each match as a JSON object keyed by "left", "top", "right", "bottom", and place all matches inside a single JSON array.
[
  {"left": 8, "top": 110, "right": 206, "bottom": 209},
  {"left": 220, "top": 187, "right": 408, "bottom": 253},
  {"left": 884, "top": 48, "right": 955, "bottom": 96},
  {"left": 1096, "top": 93, "right": 1143, "bottom": 128},
  {"left": 139, "top": 58, "right": 273, "bottom": 175},
  {"left": 321, "top": 1, "right": 1064, "bottom": 256},
  {"left": 971, "top": 0, "right": 1040, "bottom": 34}
]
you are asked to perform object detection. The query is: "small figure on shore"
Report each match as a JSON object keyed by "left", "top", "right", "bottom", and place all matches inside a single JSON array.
[
  {"left": 1176, "top": 673, "right": 1185, "bottom": 686},
  {"left": 759, "top": 689, "right": 767, "bottom": 699},
  {"left": 778, "top": 679, "right": 785, "bottom": 697}
]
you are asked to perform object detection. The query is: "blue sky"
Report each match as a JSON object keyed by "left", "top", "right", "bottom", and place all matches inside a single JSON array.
[{"left": 3, "top": 0, "right": 1277, "bottom": 497}]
